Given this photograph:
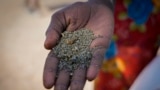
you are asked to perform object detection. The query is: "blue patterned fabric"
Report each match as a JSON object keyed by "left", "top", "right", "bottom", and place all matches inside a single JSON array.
[
  {"left": 105, "top": 40, "right": 117, "bottom": 60},
  {"left": 128, "top": 0, "right": 153, "bottom": 25}
]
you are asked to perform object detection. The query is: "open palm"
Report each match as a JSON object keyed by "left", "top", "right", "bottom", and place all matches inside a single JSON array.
[{"left": 43, "top": 2, "right": 114, "bottom": 90}]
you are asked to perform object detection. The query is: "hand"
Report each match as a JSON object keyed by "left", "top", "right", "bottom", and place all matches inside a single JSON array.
[{"left": 43, "top": 1, "right": 114, "bottom": 90}]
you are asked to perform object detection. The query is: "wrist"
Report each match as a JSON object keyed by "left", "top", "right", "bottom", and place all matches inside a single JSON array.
[{"left": 88, "top": 0, "right": 115, "bottom": 11}]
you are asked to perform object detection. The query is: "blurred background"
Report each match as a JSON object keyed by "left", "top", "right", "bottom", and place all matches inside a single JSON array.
[
  {"left": 1, "top": 0, "right": 160, "bottom": 90},
  {"left": 0, "top": 0, "right": 94, "bottom": 90}
]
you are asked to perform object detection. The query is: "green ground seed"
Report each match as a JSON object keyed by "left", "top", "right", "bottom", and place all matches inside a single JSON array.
[{"left": 52, "top": 28, "right": 95, "bottom": 74}]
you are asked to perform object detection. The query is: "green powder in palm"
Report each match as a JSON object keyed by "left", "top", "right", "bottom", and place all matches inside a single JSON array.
[{"left": 52, "top": 28, "right": 95, "bottom": 73}]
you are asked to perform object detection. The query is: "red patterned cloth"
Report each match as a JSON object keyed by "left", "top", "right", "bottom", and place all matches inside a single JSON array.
[{"left": 95, "top": 0, "right": 160, "bottom": 90}]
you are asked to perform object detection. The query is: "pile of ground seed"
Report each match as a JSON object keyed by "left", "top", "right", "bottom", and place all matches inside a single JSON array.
[{"left": 52, "top": 28, "right": 95, "bottom": 74}]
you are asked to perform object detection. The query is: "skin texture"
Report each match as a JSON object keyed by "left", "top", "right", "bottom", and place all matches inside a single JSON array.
[{"left": 43, "top": 1, "right": 114, "bottom": 90}]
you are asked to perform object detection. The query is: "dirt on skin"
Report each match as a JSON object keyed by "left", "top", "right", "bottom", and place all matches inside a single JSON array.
[{"left": 52, "top": 28, "right": 95, "bottom": 74}]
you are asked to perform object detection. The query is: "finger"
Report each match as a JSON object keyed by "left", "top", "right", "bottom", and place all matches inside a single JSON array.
[
  {"left": 44, "top": 11, "right": 66, "bottom": 49},
  {"left": 70, "top": 67, "right": 87, "bottom": 90},
  {"left": 86, "top": 29, "right": 112, "bottom": 81},
  {"left": 43, "top": 51, "right": 59, "bottom": 89},
  {"left": 87, "top": 47, "right": 106, "bottom": 81},
  {"left": 44, "top": 29, "right": 60, "bottom": 49},
  {"left": 54, "top": 70, "right": 70, "bottom": 90},
  {"left": 64, "top": 2, "right": 91, "bottom": 31}
]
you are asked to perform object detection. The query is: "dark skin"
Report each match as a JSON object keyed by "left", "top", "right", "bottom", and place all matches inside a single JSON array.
[{"left": 43, "top": 0, "right": 114, "bottom": 90}]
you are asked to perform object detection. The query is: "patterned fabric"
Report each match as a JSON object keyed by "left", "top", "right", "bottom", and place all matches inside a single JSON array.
[
  {"left": 95, "top": 0, "right": 160, "bottom": 90},
  {"left": 128, "top": 0, "right": 153, "bottom": 24}
]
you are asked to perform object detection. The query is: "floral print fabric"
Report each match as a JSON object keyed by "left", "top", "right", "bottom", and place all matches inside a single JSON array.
[{"left": 95, "top": 0, "right": 160, "bottom": 90}]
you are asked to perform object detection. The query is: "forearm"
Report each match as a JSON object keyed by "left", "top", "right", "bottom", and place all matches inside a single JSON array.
[{"left": 88, "top": 0, "right": 115, "bottom": 11}]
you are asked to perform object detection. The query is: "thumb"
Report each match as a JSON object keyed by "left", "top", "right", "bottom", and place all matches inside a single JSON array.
[{"left": 44, "top": 12, "right": 66, "bottom": 49}]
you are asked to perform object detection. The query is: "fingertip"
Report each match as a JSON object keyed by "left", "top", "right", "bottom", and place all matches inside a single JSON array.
[
  {"left": 44, "top": 30, "right": 60, "bottom": 50},
  {"left": 43, "top": 70, "right": 57, "bottom": 89},
  {"left": 43, "top": 71, "right": 56, "bottom": 89},
  {"left": 87, "top": 75, "right": 94, "bottom": 81},
  {"left": 44, "top": 40, "right": 54, "bottom": 50},
  {"left": 87, "top": 69, "right": 98, "bottom": 81},
  {"left": 43, "top": 51, "right": 59, "bottom": 89},
  {"left": 43, "top": 80, "right": 54, "bottom": 89},
  {"left": 54, "top": 70, "right": 70, "bottom": 90},
  {"left": 86, "top": 48, "right": 106, "bottom": 81},
  {"left": 70, "top": 67, "right": 87, "bottom": 90},
  {"left": 43, "top": 75, "right": 55, "bottom": 89}
]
